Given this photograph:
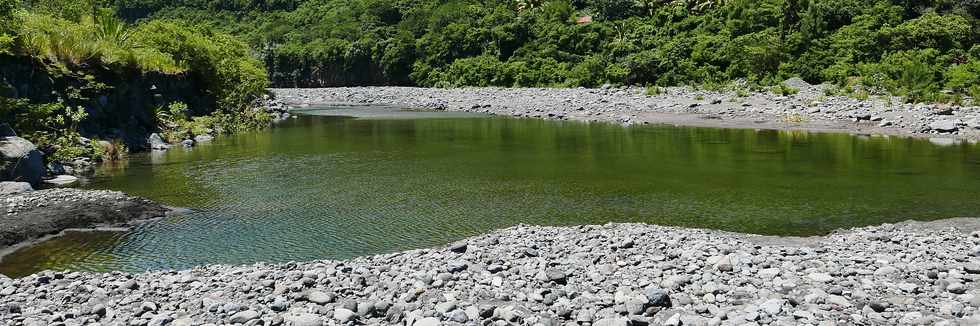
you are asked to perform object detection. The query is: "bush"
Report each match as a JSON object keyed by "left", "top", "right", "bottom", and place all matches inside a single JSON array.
[
  {"left": 154, "top": 101, "right": 224, "bottom": 142},
  {"left": 946, "top": 53, "right": 980, "bottom": 92},
  {"left": 431, "top": 55, "right": 511, "bottom": 87},
  {"left": 1, "top": 6, "right": 273, "bottom": 161},
  {"left": 882, "top": 13, "right": 971, "bottom": 53},
  {"left": 566, "top": 55, "right": 609, "bottom": 87},
  {"left": 645, "top": 85, "right": 662, "bottom": 96},
  {"left": 133, "top": 20, "right": 269, "bottom": 118},
  {"left": 772, "top": 83, "right": 800, "bottom": 96},
  {"left": 859, "top": 49, "right": 946, "bottom": 103},
  {"left": 0, "top": 98, "right": 96, "bottom": 161}
]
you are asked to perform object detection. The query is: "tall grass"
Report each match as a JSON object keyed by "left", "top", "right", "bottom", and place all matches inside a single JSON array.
[{"left": 14, "top": 10, "right": 183, "bottom": 74}]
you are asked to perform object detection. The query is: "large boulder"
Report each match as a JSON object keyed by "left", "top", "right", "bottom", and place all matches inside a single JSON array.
[
  {"left": 0, "top": 181, "right": 33, "bottom": 195},
  {"left": 929, "top": 120, "right": 959, "bottom": 132},
  {"left": 0, "top": 136, "right": 44, "bottom": 185},
  {"left": 148, "top": 133, "right": 170, "bottom": 150}
]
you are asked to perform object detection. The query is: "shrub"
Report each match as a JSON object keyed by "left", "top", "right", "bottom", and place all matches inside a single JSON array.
[
  {"left": 133, "top": 20, "right": 270, "bottom": 116},
  {"left": 645, "top": 85, "right": 662, "bottom": 96},
  {"left": 566, "top": 55, "right": 609, "bottom": 88},
  {"left": 772, "top": 83, "right": 799, "bottom": 96},
  {"left": 0, "top": 98, "right": 96, "bottom": 162},
  {"left": 434, "top": 55, "right": 511, "bottom": 87},
  {"left": 945, "top": 61, "right": 980, "bottom": 92},
  {"left": 859, "top": 49, "right": 946, "bottom": 103}
]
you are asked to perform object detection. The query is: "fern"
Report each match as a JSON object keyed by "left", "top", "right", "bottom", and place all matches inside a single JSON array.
[{"left": 14, "top": 11, "right": 182, "bottom": 73}]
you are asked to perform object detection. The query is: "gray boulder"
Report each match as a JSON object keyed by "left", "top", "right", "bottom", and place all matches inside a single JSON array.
[
  {"left": 229, "top": 310, "right": 260, "bottom": 323},
  {"left": 782, "top": 77, "right": 813, "bottom": 92},
  {"left": 594, "top": 317, "right": 630, "bottom": 326},
  {"left": 967, "top": 118, "right": 980, "bottom": 130},
  {"left": 47, "top": 161, "right": 66, "bottom": 175},
  {"left": 413, "top": 317, "right": 441, "bottom": 326},
  {"left": 644, "top": 287, "right": 672, "bottom": 307},
  {"left": 285, "top": 314, "right": 323, "bottom": 326},
  {"left": 0, "top": 181, "right": 32, "bottom": 195},
  {"left": 148, "top": 133, "right": 170, "bottom": 150},
  {"left": 194, "top": 134, "right": 214, "bottom": 143},
  {"left": 929, "top": 120, "right": 959, "bottom": 132},
  {"left": 0, "top": 136, "right": 44, "bottom": 185}
]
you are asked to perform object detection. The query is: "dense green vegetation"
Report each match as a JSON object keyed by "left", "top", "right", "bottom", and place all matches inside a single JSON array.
[
  {"left": 3, "top": 0, "right": 980, "bottom": 167},
  {"left": 0, "top": 0, "right": 269, "bottom": 163},
  {"left": 112, "top": 0, "right": 980, "bottom": 103}
]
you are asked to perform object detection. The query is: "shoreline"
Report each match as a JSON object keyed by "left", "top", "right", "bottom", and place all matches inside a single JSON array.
[
  {"left": 2, "top": 218, "right": 980, "bottom": 325},
  {"left": 0, "top": 188, "right": 169, "bottom": 254},
  {"left": 272, "top": 85, "right": 980, "bottom": 142},
  {"left": 0, "top": 209, "right": 182, "bottom": 267},
  {"left": 3, "top": 90, "right": 980, "bottom": 323}
]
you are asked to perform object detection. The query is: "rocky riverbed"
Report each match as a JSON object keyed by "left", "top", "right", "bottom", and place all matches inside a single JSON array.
[
  {"left": 3, "top": 219, "right": 980, "bottom": 325},
  {"left": 0, "top": 188, "right": 168, "bottom": 249},
  {"left": 273, "top": 84, "right": 980, "bottom": 141}
]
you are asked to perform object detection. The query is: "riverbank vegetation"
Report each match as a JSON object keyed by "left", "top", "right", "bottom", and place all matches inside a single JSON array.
[
  {"left": 115, "top": 0, "right": 980, "bottom": 103},
  {"left": 0, "top": 0, "right": 269, "bottom": 164},
  {"left": 3, "top": 0, "right": 980, "bottom": 169}
]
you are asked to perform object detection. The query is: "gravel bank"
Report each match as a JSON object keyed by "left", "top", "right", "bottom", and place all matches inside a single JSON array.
[
  {"left": 3, "top": 219, "right": 979, "bottom": 325},
  {"left": 0, "top": 188, "right": 168, "bottom": 249},
  {"left": 273, "top": 85, "right": 980, "bottom": 141}
]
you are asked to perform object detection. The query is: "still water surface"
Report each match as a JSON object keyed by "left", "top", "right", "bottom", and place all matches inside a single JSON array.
[{"left": 2, "top": 106, "right": 980, "bottom": 276}]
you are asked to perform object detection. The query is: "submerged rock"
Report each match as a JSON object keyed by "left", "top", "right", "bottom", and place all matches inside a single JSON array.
[
  {"left": 194, "top": 134, "right": 214, "bottom": 143},
  {"left": 42, "top": 175, "right": 79, "bottom": 186}
]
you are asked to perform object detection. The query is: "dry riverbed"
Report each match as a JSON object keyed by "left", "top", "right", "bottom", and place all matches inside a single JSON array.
[
  {"left": 2, "top": 219, "right": 980, "bottom": 325},
  {"left": 273, "top": 83, "right": 980, "bottom": 141}
]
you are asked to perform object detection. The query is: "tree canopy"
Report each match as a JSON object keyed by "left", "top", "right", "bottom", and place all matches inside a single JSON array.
[{"left": 103, "top": 0, "right": 980, "bottom": 102}]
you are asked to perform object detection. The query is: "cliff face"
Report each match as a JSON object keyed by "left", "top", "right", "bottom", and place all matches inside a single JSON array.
[{"left": 0, "top": 56, "right": 216, "bottom": 150}]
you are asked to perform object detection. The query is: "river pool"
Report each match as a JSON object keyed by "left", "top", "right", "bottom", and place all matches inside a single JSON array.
[{"left": 2, "top": 105, "right": 979, "bottom": 277}]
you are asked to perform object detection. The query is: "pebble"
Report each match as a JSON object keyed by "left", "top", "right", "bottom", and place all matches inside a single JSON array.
[
  {"left": 307, "top": 291, "right": 334, "bottom": 305},
  {"left": 228, "top": 310, "right": 260, "bottom": 323},
  {"left": 0, "top": 222, "right": 977, "bottom": 325},
  {"left": 273, "top": 87, "right": 980, "bottom": 142},
  {"left": 284, "top": 313, "right": 322, "bottom": 326},
  {"left": 334, "top": 308, "right": 357, "bottom": 323}
]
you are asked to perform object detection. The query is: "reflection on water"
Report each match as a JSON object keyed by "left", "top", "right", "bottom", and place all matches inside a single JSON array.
[{"left": 2, "top": 106, "right": 979, "bottom": 277}]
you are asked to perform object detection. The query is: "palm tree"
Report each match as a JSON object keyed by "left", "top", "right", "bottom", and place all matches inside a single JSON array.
[{"left": 634, "top": 0, "right": 728, "bottom": 15}]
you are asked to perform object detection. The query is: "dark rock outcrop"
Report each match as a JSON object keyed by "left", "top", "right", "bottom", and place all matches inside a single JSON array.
[
  {"left": 0, "top": 136, "right": 44, "bottom": 185},
  {"left": 0, "top": 56, "right": 214, "bottom": 151},
  {"left": 0, "top": 188, "right": 168, "bottom": 248}
]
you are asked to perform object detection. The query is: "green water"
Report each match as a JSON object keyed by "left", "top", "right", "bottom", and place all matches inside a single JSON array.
[{"left": 2, "top": 106, "right": 980, "bottom": 277}]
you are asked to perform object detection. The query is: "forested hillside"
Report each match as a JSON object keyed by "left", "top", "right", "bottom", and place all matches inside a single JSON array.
[
  {"left": 112, "top": 0, "right": 980, "bottom": 103},
  {"left": 3, "top": 0, "right": 980, "bottom": 173}
]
